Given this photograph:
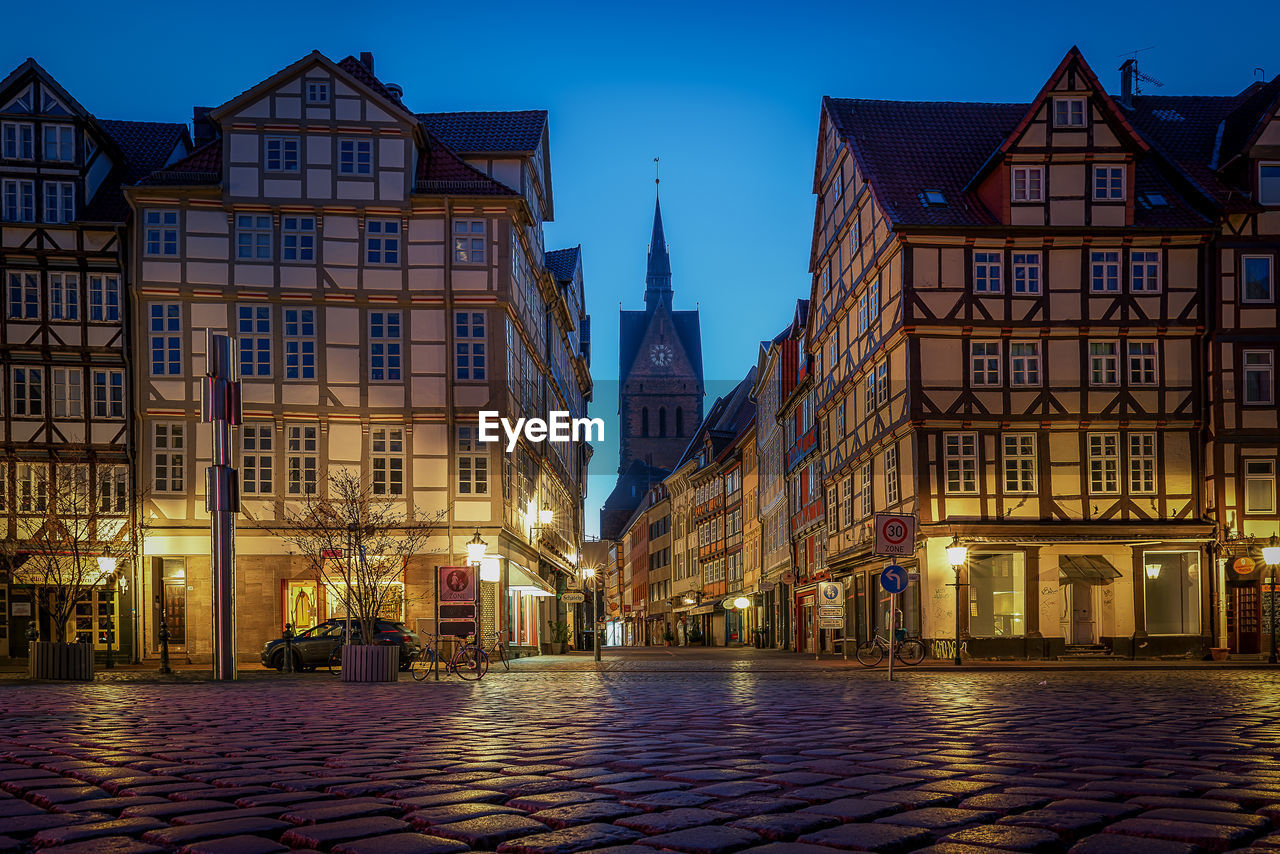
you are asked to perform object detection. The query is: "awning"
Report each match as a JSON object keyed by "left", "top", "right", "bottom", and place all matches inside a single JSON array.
[
  {"left": 1058, "top": 555, "right": 1123, "bottom": 582},
  {"left": 508, "top": 562, "right": 556, "bottom": 597}
]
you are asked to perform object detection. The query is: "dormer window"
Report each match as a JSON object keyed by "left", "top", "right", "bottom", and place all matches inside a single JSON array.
[
  {"left": 1054, "top": 98, "right": 1086, "bottom": 128},
  {"left": 306, "top": 80, "right": 330, "bottom": 105},
  {"left": 1011, "top": 167, "right": 1043, "bottom": 202},
  {"left": 1260, "top": 163, "right": 1280, "bottom": 206}
]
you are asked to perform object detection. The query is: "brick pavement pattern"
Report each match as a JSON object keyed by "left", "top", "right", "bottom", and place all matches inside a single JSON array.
[{"left": 1, "top": 669, "right": 1279, "bottom": 853}]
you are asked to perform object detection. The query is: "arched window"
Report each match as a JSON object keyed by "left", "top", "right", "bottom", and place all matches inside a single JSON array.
[
  {"left": 676, "top": 407, "right": 684, "bottom": 436},
  {"left": 658, "top": 407, "right": 667, "bottom": 437},
  {"left": 641, "top": 406, "right": 649, "bottom": 437}
]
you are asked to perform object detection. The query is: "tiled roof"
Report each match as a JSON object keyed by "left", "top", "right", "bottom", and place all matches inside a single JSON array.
[
  {"left": 825, "top": 96, "right": 1209, "bottom": 230},
  {"left": 545, "top": 246, "right": 580, "bottom": 282},
  {"left": 336, "top": 55, "right": 405, "bottom": 109},
  {"left": 414, "top": 132, "right": 518, "bottom": 196},
  {"left": 81, "top": 120, "right": 188, "bottom": 221},
  {"left": 138, "top": 138, "right": 221, "bottom": 186},
  {"left": 418, "top": 110, "right": 547, "bottom": 154}
]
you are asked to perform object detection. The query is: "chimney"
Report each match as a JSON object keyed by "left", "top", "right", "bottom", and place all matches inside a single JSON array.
[
  {"left": 385, "top": 82, "right": 403, "bottom": 100},
  {"left": 192, "top": 107, "right": 216, "bottom": 147},
  {"left": 1118, "top": 59, "right": 1136, "bottom": 109},
  {"left": 360, "top": 51, "right": 374, "bottom": 73}
]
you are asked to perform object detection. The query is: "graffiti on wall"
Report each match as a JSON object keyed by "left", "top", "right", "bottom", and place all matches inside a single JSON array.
[{"left": 929, "top": 638, "right": 969, "bottom": 660}]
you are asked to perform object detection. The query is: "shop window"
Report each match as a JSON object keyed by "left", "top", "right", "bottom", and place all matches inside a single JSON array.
[
  {"left": 1143, "top": 550, "right": 1201, "bottom": 635},
  {"left": 967, "top": 552, "right": 1026, "bottom": 637}
]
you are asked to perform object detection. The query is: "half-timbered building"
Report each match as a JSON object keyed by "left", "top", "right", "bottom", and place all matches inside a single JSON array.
[
  {"left": 1127, "top": 74, "right": 1280, "bottom": 656},
  {"left": 125, "top": 52, "right": 590, "bottom": 663},
  {"left": 811, "top": 48, "right": 1220, "bottom": 659},
  {"left": 0, "top": 59, "right": 188, "bottom": 660}
]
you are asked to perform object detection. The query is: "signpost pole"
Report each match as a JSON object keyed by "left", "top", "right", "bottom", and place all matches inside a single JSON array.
[{"left": 887, "top": 591, "right": 896, "bottom": 682}]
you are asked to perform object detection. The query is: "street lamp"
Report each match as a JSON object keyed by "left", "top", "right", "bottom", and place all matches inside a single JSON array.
[
  {"left": 466, "top": 529, "right": 488, "bottom": 566},
  {"left": 947, "top": 535, "right": 968, "bottom": 667},
  {"left": 1263, "top": 534, "right": 1280, "bottom": 666},
  {"left": 581, "top": 565, "right": 601, "bottom": 662}
]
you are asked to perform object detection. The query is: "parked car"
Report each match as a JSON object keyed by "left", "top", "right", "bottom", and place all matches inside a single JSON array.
[{"left": 260, "top": 619, "right": 422, "bottom": 671}]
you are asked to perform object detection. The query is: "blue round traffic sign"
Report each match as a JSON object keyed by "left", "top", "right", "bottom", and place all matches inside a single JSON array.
[{"left": 880, "top": 564, "right": 909, "bottom": 594}]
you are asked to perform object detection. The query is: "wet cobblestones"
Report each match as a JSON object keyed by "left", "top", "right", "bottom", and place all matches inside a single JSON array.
[{"left": 1, "top": 669, "right": 1279, "bottom": 852}]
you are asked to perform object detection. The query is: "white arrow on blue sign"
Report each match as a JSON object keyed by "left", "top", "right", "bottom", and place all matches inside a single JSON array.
[{"left": 880, "top": 564, "right": 909, "bottom": 594}]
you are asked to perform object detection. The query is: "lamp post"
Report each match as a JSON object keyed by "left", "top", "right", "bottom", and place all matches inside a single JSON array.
[
  {"left": 467, "top": 530, "right": 488, "bottom": 652},
  {"left": 946, "top": 535, "right": 968, "bottom": 667},
  {"left": 1263, "top": 534, "right": 1280, "bottom": 666},
  {"left": 581, "top": 565, "right": 600, "bottom": 662}
]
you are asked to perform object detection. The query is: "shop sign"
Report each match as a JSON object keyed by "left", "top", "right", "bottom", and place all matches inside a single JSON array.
[
  {"left": 561, "top": 592, "right": 586, "bottom": 604},
  {"left": 1233, "top": 557, "right": 1256, "bottom": 575},
  {"left": 759, "top": 581, "right": 776, "bottom": 592},
  {"left": 11, "top": 602, "right": 31, "bottom": 617},
  {"left": 781, "top": 570, "right": 797, "bottom": 585}
]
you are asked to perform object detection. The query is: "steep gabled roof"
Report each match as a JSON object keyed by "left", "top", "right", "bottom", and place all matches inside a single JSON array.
[
  {"left": 209, "top": 51, "right": 416, "bottom": 125},
  {"left": 83, "top": 120, "right": 189, "bottom": 220},
  {"left": 418, "top": 110, "right": 547, "bottom": 154},
  {"left": 545, "top": 246, "right": 581, "bottom": 283}
]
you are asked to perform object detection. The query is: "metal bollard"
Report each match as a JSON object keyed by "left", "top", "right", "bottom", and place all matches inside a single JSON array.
[
  {"left": 158, "top": 617, "right": 172, "bottom": 675},
  {"left": 283, "top": 623, "right": 295, "bottom": 673}
]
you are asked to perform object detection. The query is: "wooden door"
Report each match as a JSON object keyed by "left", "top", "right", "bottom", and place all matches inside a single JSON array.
[
  {"left": 1228, "top": 584, "right": 1262, "bottom": 654},
  {"left": 163, "top": 580, "right": 186, "bottom": 649},
  {"left": 1070, "top": 582, "right": 1095, "bottom": 644}
]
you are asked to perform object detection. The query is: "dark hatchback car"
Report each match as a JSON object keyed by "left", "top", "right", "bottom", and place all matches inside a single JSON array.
[{"left": 260, "top": 619, "right": 423, "bottom": 671}]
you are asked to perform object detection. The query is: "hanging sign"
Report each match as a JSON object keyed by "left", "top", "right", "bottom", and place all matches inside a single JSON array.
[{"left": 1232, "top": 557, "right": 1256, "bottom": 575}]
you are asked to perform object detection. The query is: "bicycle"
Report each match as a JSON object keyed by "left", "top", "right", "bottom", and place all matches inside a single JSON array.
[
  {"left": 479, "top": 632, "right": 509, "bottom": 672},
  {"left": 410, "top": 632, "right": 489, "bottom": 681},
  {"left": 856, "top": 630, "right": 926, "bottom": 666}
]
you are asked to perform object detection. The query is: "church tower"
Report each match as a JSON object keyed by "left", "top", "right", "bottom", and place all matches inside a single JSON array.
[
  {"left": 616, "top": 184, "right": 704, "bottom": 474},
  {"left": 601, "top": 179, "right": 705, "bottom": 540}
]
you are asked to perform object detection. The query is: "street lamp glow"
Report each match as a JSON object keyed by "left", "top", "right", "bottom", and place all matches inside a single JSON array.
[
  {"left": 734, "top": 596, "right": 751, "bottom": 610},
  {"left": 479, "top": 556, "right": 501, "bottom": 583},
  {"left": 539, "top": 504, "right": 554, "bottom": 526},
  {"left": 946, "top": 535, "right": 967, "bottom": 568},
  {"left": 97, "top": 556, "right": 118, "bottom": 577},
  {"left": 580, "top": 566, "right": 597, "bottom": 579},
  {"left": 466, "top": 529, "right": 488, "bottom": 566},
  {"left": 1262, "top": 535, "right": 1280, "bottom": 566}
]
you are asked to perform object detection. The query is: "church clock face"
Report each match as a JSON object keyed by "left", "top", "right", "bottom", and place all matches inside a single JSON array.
[{"left": 650, "top": 343, "right": 673, "bottom": 367}]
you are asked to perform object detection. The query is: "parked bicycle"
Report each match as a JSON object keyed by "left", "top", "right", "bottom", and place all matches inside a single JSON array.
[
  {"left": 479, "top": 631, "right": 509, "bottom": 672},
  {"left": 410, "top": 632, "right": 490, "bottom": 681},
  {"left": 856, "top": 630, "right": 926, "bottom": 666}
]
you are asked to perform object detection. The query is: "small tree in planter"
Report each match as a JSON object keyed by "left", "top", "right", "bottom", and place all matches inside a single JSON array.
[
  {"left": 270, "top": 468, "right": 445, "bottom": 681},
  {"left": 9, "top": 464, "right": 143, "bottom": 680}
]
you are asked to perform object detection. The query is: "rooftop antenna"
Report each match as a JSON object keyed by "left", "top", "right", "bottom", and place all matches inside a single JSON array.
[
  {"left": 1120, "top": 46, "right": 1164, "bottom": 95},
  {"left": 1255, "top": 67, "right": 1267, "bottom": 82}
]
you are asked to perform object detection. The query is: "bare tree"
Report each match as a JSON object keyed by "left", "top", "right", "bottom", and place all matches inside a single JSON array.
[
  {"left": 8, "top": 463, "right": 143, "bottom": 645},
  {"left": 266, "top": 468, "right": 446, "bottom": 646}
]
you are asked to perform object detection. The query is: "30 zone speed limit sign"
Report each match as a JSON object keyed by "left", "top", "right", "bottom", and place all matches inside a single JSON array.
[{"left": 874, "top": 513, "right": 916, "bottom": 556}]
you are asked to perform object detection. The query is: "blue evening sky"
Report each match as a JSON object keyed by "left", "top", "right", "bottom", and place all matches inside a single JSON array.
[{"left": 8, "top": 0, "right": 1277, "bottom": 536}]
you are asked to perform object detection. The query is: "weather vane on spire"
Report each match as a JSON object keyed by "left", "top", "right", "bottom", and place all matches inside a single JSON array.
[{"left": 654, "top": 157, "right": 660, "bottom": 192}]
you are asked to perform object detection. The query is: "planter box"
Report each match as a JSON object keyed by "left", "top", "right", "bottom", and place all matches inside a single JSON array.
[
  {"left": 341, "top": 644, "right": 399, "bottom": 682},
  {"left": 29, "top": 642, "right": 94, "bottom": 681},
  {"left": 1210, "top": 647, "right": 1230, "bottom": 662}
]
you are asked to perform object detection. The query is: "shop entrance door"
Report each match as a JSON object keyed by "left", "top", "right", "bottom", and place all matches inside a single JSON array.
[
  {"left": 162, "top": 580, "right": 187, "bottom": 650},
  {"left": 284, "top": 581, "right": 319, "bottom": 632},
  {"left": 1228, "top": 583, "right": 1261, "bottom": 654}
]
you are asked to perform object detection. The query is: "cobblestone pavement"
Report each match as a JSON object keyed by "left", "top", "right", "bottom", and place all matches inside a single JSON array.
[{"left": 2, "top": 670, "right": 1280, "bottom": 854}]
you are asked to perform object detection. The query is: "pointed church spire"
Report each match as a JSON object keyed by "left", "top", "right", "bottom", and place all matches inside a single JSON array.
[{"left": 645, "top": 159, "right": 672, "bottom": 312}]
